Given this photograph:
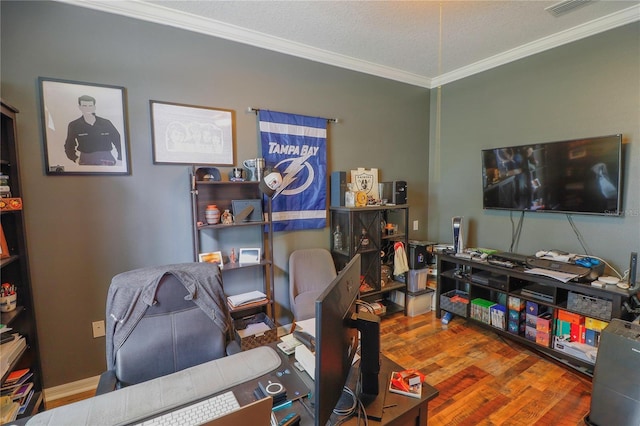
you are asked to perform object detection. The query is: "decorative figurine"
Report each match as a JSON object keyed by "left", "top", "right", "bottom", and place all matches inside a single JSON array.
[{"left": 221, "top": 209, "right": 233, "bottom": 224}]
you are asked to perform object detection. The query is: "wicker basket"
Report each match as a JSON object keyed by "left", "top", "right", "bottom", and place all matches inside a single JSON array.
[
  {"left": 233, "top": 312, "right": 277, "bottom": 350},
  {"left": 567, "top": 292, "right": 612, "bottom": 320},
  {"left": 440, "top": 289, "right": 469, "bottom": 317}
]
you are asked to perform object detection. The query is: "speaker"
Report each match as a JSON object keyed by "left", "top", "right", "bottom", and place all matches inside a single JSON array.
[
  {"left": 331, "top": 171, "right": 347, "bottom": 207},
  {"left": 392, "top": 180, "right": 407, "bottom": 205},
  {"left": 629, "top": 252, "right": 637, "bottom": 288},
  {"left": 587, "top": 319, "right": 640, "bottom": 426}
]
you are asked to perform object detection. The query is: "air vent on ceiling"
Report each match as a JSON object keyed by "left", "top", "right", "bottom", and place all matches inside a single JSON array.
[{"left": 545, "top": 0, "right": 595, "bottom": 17}]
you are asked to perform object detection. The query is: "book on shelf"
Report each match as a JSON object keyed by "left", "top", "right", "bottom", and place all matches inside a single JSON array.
[
  {"left": 0, "top": 335, "right": 26, "bottom": 377},
  {"left": 17, "top": 389, "right": 34, "bottom": 415},
  {"left": 388, "top": 370, "right": 426, "bottom": 399},
  {"left": 0, "top": 396, "right": 19, "bottom": 423}
]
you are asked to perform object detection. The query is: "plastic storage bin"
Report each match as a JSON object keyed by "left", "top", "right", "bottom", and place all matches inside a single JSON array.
[{"left": 407, "top": 268, "right": 428, "bottom": 292}]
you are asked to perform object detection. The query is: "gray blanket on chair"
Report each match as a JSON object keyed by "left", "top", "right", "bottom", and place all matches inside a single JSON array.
[{"left": 105, "top": 263, "right": 231, "bottom": 371}]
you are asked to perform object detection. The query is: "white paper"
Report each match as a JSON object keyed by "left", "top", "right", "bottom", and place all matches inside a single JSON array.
[
  {"left": 524, "top": 267, "right": 577, "bottom": 283},
  {"left": 237, "top": 322, "right": 271, "bottom": 338}
]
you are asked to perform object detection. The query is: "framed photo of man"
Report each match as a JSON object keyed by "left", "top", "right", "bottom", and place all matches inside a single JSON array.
[{"left": 38, "top": 77, "right": 130, "bottom": 175}]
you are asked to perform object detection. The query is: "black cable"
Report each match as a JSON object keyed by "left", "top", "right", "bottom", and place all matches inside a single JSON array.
[{"left": 566, "top": 214, "right": 592, "bottom": 255}]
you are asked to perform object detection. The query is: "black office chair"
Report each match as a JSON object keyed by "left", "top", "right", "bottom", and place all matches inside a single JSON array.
[{"left": 96, "top": 263, "right": 239, "bottom": 394}]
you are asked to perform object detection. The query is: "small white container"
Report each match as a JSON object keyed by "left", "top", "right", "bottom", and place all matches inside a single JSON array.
[{"left": 0, "top": 293, "right": 17, "bottom": 312}]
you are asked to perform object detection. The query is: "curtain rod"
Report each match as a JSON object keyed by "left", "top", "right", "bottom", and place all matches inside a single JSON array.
[{"left": 247, "top": 107, "right": 339, "bottom": 124}]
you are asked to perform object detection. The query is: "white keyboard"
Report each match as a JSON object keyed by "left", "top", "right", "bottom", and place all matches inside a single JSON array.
[{"left": 136, "top": 390, "right": 240, "bottom": 425}]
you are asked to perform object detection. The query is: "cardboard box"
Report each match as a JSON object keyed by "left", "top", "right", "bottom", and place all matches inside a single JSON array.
[
  {"left": 585, "top": 317, "right": 609, "bottom": 332},
  {"left": 536, "top": 331, "right": 550, "bottom": 347},
  {"left": 536, "top": 312, "right": 553, "bottom": 333},
  {"left": 525, "top": 326, "right": 537, "bottom": 342},
  {"left": 508, "top": 320, "right": 525, "bottom": 335},
  {"left": 553, "top": 337, "right": 598, "bottom": 364},
  {"left": 490, "top": 304, "right": 507, "bottom": 330},
  {"left": 508, "top": 309, "right": 525, "bottom": 322},
  {"left": 557, "top": 309, "right": 584, "bottom": 325},
  {"left": 570, "top": 323, "right": 586, "bottom": 344},
  {"left": 525, "top": 313, "right": 538, "bottom": 328},
  {"left": 526, "top": 301, "right": 539, "bottom": 316},
  {"left": 508, "top": 296, "right": 526, "bottom": 311},
  {"left": 233, "top": 313, "right": 277, "bottom": 351},
  {"left": 471, "top": 298, "right": 494, "bottom": 324},
  {"left": 555, "top": 318, "right": 571, "bottom": 338},
  {"left": 585, "top": 329, "right": 600, "bottom": 347}
]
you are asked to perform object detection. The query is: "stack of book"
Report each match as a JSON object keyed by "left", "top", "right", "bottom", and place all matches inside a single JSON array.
[
  {"left": 0, "top": 334, "right": 26, "bottom": 378},
  {"left": 1, "top": 368, "right": 34, "bottom": 420},
  {"left": 0, "top": 175, "right": 10, "bottom": 198}
]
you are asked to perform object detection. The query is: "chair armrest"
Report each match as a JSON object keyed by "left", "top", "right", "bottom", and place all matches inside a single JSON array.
[
  {"left": 95, "top": 370, "right": 118, "bottom": 395},
  {"left": 225, "top": 340, "right": 241, "bottom": 356}
]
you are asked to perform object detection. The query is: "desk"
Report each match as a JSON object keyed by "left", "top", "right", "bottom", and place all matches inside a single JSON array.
[
  {"left": 13, "top": 345, "right": 437, "bottom": 425},
  {"left": 265, "top": 344, "right": 439, "bottom": 425}
]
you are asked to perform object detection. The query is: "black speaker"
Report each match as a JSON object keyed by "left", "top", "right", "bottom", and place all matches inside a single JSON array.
[
  {"left": 331, "top": 171, "right": 346, "bottom": 207},
  {"left": 629, "top": 252, "right": 637, "bottom": 288},
  {"left": 392, "top": 180, "right": 407, "bottom": 205},
  {"left": 587, "top": 319, "right": 640, "bottom": 426}
]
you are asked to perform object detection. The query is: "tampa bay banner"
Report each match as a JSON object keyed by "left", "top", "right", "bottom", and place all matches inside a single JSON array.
[{"left": 258, "top": 110, "right": 327, "bottom": 232}]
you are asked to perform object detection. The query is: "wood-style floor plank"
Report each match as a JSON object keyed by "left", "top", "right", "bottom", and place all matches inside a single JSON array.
[{"left": 380, "top": 311, "right": 591, "bottom": 426}]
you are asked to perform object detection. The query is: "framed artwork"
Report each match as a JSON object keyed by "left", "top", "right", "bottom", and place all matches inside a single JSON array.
[
  {"left": 150, "top": 100, "right": 235, "bottom": 165},
  {"left": 238, "top": 248, "right": 261, "bottom": 265},
  {"left": 38, "top": 77, "right": 130, "bottom": 175},
  {"left": 198, "top": 251, "right": 224, "bottom": 269},
  {"left": 232, "top": 199, "right": 263, "bottom": 223}
]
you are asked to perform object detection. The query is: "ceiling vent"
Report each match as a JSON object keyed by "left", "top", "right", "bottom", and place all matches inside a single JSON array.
[{"left": 545, "top": 0, "right": 595, "bottom": 17}]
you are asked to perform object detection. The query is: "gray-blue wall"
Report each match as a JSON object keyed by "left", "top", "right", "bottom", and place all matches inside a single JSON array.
[
  {"left": 428, "top": 22, "right": 639, "bottom": 271},
  {"left": 1, "top": 1, "right": 430, "bottom": 387},
  {"left": 1, "top": 1, "right": 638, "bottom": 390}
]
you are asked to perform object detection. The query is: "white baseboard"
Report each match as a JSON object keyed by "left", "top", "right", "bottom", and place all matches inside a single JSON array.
[{"left": 44, "top": 375, "right": 100, "bottom": 402}]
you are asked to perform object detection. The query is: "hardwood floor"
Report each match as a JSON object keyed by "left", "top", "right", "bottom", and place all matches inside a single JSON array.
[
  {"left": 45, "top": 310, "right": 593, "bottom": 425},
  {"left": 381, "top": 311, "right": 592, "bottom": 426}
]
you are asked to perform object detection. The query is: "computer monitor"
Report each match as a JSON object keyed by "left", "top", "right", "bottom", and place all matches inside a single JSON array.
[{"left": 314, "top": 254, "right": 381, "bottom": 426}]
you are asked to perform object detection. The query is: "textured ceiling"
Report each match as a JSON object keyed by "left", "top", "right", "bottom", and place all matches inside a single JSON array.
[{"left": 59, "top": 0, "right": 640, "bottom": 87}]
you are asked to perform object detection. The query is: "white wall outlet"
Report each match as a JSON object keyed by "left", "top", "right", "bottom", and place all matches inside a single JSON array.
[
  {"left": 92, "top": 320, "right": 105, "bottom": 338},
  {"left": 413, "top": 220, "right": 419, "bottom": 231}
]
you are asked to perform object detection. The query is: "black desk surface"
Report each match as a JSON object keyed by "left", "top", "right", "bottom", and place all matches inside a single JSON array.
[{"left": 259, "top": 343, "right": 439, "bottom": 425}]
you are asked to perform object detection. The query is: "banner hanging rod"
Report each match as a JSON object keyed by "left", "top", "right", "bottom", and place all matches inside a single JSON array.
[{"left": 247, "top": 107, "right": 339, "bottom": 124}]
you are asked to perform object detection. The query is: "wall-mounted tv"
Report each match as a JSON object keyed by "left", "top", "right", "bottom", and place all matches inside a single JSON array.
[{"left": 481, "top": 134, "right": 623, "bottom": 216}]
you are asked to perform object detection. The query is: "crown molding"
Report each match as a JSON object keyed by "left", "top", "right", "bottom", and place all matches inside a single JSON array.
[
  {"left": 55, "top": 1, "right": 637, "bottom": 89},
  {"left": 431, "top": 4, "right": 640, "bottom": 88}
]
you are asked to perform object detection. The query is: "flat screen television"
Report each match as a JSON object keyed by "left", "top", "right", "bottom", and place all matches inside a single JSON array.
[
  {"left": 481, "top": 134, "right": 623, "bottom": 216},
  {"left": 314, "top": 254, "right": 381, "bottom": 426}
]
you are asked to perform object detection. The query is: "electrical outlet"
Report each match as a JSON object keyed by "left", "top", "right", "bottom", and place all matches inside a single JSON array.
[
  {"left": 413, "top": 220, "right": 419, "bottom": 231},
  {"left": 92, "top": 320, "right": 105, "bottom": 338}
]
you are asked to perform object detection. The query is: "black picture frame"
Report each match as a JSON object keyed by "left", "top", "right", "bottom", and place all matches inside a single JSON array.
[
  {"left": 38, "top": 77, "right": 130, "bottom": 175},
  {"left": 150, "top": 100, "right": 235, "bottom": 165},
  {"left": 232, "top": 199, "right": 264, "bottom": 223}
]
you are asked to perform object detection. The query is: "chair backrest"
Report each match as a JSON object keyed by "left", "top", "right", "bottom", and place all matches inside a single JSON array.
[
  {"left": 114, "top": 271, "right": 228, "bottom": 387},
  {"left": 289, "top": 248, "right": 337, "bottom": 321}
]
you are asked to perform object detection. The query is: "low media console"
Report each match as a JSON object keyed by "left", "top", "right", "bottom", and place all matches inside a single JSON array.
[{"left": 436, "top": 253, "right": 634, "bottom": 375}]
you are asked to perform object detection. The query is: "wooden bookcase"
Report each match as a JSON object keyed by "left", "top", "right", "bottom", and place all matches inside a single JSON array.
[{"left": 1, "top": 100, "right": 44, "bottom": 418}]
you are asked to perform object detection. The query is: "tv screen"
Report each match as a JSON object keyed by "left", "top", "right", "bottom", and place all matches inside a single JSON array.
[{"left": 481, "top": 134, "right": 623, "bottom": 216}]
